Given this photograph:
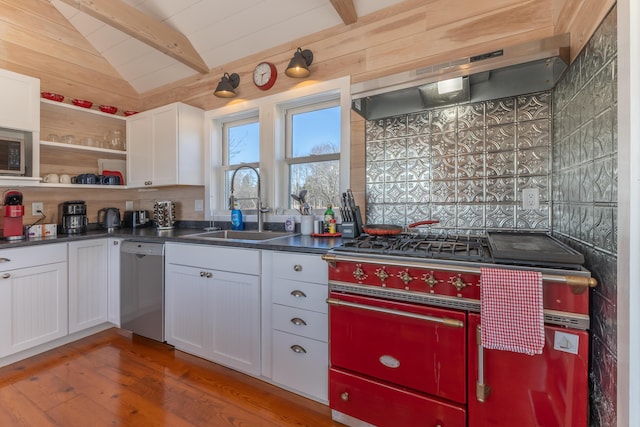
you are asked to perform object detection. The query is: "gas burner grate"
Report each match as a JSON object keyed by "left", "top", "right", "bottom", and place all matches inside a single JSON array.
[{"left": 336, "top": 232, "right": 491, "bottom": 262}]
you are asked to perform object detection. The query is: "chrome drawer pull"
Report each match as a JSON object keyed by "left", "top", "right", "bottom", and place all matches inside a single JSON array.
[
  {"left": 290, "top": 290, "right": 307, "bottom": 298},
  {"left": 200, "top": 271, "right": 206, "bottom": 277},
  {"left": 206, "top": 272, "right": 212, "bottom": 278},
  {"left": 341, "top": 392, "right": 349, "bottom": 402},
  {"left": 326, "top": 297, "right": 464, "bottom": 328},
  {"left": 293, "top": 264, "right": 302, "bottom": 272},
  {"left": 0, "top": 258, "right": 10, "bottom": 263},
  {"left": 476, "top": 325, "right": 491, "bottom": 402},
  {"left": 290, "top": 345, "right": 307, "bottom": 354},
  {"left": 290, "top": 317, "right": 307, "bottom": 326},
  {"left": 2, "top": 273, "right": 11, "bottom": 279}
]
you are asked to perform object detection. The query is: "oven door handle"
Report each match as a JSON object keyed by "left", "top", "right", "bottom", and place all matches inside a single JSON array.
[
  {"left": 326, "top": 298, "right": 464, "bottom": 328},
  {"left": 476, "top": 325, "right": 491, "bottom": 402}
]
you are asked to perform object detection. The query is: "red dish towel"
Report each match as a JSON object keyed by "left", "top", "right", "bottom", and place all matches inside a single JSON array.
[{"left": 480, "top": 267, "right": 544, "bottom": 355}]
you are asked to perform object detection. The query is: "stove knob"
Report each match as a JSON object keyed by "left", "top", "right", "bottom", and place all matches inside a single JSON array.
[
  {"left": 353, "top": 264, "right": 367, "bottom": 281},
  {"left": 397, "top": 269, "right": 415, "bottom": 286},
  {"left": 449, "top": 274, "right": 468, "bottom": 292},
  {"left": 374, "top": 267, "right": 389, "bottom": 283},
  {"left": 421, "top": 272, "right": 442, "bottom": 288}
]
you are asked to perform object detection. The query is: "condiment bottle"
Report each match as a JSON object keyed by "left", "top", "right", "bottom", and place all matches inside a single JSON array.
[
  {"left": 324, "top": 205, "right": 334, "bottom": 233},
  {"left": 329, "top": 218, "right": 337, "bottom": 234}
]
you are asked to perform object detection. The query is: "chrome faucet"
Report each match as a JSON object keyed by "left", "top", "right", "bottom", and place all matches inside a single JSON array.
[{"left": 229, "top": 165, "right": 270, "bottom": 232}]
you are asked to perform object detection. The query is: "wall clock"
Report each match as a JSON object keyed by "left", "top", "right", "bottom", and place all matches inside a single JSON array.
[{"left": 253, "top": 62, "right": 277, "bottom": 90}]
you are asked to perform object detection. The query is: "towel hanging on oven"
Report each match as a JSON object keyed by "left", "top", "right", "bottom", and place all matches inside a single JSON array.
[{"left": 480, "top": 267, "right": 544, "bottom": 355}]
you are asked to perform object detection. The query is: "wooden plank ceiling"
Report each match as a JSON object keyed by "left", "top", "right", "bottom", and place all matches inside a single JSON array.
[{"left": 50, "top": 0, "right": 400, "bottom": 93}]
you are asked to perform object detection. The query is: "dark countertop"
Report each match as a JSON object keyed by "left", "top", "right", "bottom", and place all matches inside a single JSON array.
[{"left": 0, "top": 227, "right": 343, "bottom": 255}]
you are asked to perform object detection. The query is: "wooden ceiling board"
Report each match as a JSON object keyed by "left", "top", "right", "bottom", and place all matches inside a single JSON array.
[{"left": 56, "top": 0, "right": 209, "bottom": 73}]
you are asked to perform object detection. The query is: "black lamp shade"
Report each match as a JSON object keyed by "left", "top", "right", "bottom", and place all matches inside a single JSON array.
[
  {"left": 214, "top": 72, "right": 240, "bottom": 98},
  {"left": 285, "top": 48, "right": 313, "bottom": 78}
]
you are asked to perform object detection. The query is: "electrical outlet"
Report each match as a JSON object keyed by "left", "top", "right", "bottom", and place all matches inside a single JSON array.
[
  {"left": 194, "top": 199, "right": 204, "bottom": 212},
  {"left": 32, "top": 202, "right": 43, "bottom": 216},
  {"left": 522, "top": 188, "right": 539, "bottom": 210},
  {"left": 125, "top": 200, "right": 133, "bottom": 210}
]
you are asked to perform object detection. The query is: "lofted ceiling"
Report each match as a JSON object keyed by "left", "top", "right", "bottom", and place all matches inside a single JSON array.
[{"left": 50, "top": 0, "right": 405, "bottom": 94}]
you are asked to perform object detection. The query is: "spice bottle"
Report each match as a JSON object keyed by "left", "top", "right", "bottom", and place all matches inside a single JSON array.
[{"left": 324, "top": 205, "right": 334, "bottom": 233}]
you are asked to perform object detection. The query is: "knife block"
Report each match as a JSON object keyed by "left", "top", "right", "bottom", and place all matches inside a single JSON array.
[{"left": 341, "top": 206, "right": 364, "bottom": 238}]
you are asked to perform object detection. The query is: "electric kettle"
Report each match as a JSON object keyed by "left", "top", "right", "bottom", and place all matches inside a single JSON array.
[{"left": 97, "top": 207, "right": 121, "bottom": 232}]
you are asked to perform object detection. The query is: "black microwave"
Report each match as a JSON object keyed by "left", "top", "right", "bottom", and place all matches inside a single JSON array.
[{"left": 0, "top": 132, "right": 25, "bottom": 175}]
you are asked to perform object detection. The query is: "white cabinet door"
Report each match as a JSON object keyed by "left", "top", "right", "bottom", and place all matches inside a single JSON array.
[
  {"left": 208, "top": 270, "right": 261, "bottom": 376},
  {"left": 165, "top": 242, "right": 261, "bottom": 375},
  {"left": 165, "top": 263, "right": 207, "bottom": 358},
  {"left": 0, "top": 68, "right": 40, "bottom": 131},
  {"left": 126, "top": 102, "right": 203, "bottom": 188},
  {"left": 68, "top": 239, "right": 108, "bottom": 334},
  {"left": 0, "top": 261, "right": 68, "bottom": 357},
  {"left": 126, "top": 113, "right": 154, "bottom": 187},
  {"left": 107, "top": 238, "right": 122, "bottom": 326}
]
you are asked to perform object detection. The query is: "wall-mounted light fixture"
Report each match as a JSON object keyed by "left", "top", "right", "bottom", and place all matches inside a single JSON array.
[
  {"left": 214, "top": 72, "right": 240, "bottom": 98},
  {"left": 285, "top": 48, "right": 314, "bottom": 78}
]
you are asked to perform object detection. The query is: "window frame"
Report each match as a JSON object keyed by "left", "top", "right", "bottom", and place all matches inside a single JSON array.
[{"left": 203, "top": 77, "right": 351, "bottom": 221}]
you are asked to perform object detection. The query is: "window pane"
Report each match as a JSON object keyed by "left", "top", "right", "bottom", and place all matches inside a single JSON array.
[
  {"left": 227, "top": 122, "right": 259, "bottom": 164},
  {"left": 291, "top": 106, "right": 340, "bottom": 157},
  {"left": 290, "top": 160, "right": 340, "bottom": 210},
  {"left": 226, "top": 168, "right": 260, "bottom": 210}
]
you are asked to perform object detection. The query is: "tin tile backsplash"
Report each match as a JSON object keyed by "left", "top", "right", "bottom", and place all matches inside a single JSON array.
[
  {"left": 553, "top": 6, "right": 617, "bottom": 426},
  {"left": 365, "top": 92, "right": 551, "bottom": 232}
]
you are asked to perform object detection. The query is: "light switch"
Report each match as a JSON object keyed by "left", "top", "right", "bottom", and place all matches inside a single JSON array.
[
  {"left": 194, "top": 199, "right": 204, "bottom": 212},
  {"left": 125, "top": 201, "right": 134, "bottom": 210}
]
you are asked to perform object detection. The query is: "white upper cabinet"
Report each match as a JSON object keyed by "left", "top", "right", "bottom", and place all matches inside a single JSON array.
[
  {"left": 0, "top": 69, "right": 40, "bottom": 132},
  {"left": 126, "top": 102, "right": 204, "bottom": 188}
]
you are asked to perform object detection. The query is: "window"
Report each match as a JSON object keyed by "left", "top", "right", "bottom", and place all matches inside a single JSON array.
[
  {"left": 222, "top": 117, "right": 260, "bottom": 209},
  {"left": 285, "top": 101, "right": 341, "bottom": 210},
  {"left": 204, "top": 77, "right": 350, "bottom": 218}
]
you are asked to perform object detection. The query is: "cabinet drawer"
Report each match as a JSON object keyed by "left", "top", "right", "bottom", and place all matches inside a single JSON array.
[
  {"left": 272, "top": 279, "right": 327, "bottom": 313},
  {"left": 272, "top": 304, "right": 327, "bottom": 342},
  {"left": 272, "top": 252, "right": 327, "bottom": 284},
  {"left": 166, "top": 242, "right": 259, "bottom": 275},
  {"left": 0, "top": 243, "right": 67, "bottom": 271},
  {"left": 272, "top": 330, "right": 328, "bottom": 401}
]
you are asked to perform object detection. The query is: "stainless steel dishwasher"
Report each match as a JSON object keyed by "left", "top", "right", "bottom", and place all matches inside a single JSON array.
[{"left": 120, "top": 241, "right": 165, "bottom": 342}]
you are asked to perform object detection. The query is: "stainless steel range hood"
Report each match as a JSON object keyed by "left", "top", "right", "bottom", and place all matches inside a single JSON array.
[{"left": 352, "top": 34, "right": 570, "bottom": 120}]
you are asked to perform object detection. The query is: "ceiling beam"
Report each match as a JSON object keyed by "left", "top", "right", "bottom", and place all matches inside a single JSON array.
[
  {"left": 56, "top": 0, "right": 209, "bottom": 74},
  {"left": 330, "top": 0, "right": 357, "bottom": 25}
]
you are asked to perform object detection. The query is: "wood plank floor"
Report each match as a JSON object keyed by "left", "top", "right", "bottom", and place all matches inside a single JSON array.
[{"left": 0, "top": 328, "right": 339, "bottom": 426}]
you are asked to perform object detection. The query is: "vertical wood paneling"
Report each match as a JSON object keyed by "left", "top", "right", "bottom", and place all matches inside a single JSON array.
[
  {"left": 68, "top": 240, "right": 108, "bottom": 334},
  {"left": 10, "top": 263, "right": 67, "bottom": 351}
]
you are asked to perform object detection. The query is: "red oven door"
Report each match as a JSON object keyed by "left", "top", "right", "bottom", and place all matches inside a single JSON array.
[
  {"left": 328, "top": 291, "right": 467, "bottom": 404},
  {"left": 467, "top": 313, "right": 589, "bottom": 427}
]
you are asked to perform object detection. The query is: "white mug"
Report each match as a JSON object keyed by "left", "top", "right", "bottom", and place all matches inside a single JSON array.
[
  {"left": 59, "top": 174, "right": 71, "bottom": 184},
  {"left": 43, "top": 173, "right": 59, "bottom": 183}
]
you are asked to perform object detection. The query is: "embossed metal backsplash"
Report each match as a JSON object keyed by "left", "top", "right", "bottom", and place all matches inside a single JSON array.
[{"left": 365, "top": 92, "right": 551, "bottom": 232}]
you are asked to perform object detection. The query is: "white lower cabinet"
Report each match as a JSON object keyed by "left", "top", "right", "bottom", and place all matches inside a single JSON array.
[
  {"left": 0, "top": 244, "right": 68, "bottom": 358},
  {"left": 68, "top": 239, "right": 109, "bottom": 334},
  {"left": 265, "top": 251, "right": 329, "bottom": 402},
  {"left": 165, "top": 243, "right": 261, "bottom": 376}
]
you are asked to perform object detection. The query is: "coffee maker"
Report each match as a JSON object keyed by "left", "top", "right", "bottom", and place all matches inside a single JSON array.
[
  {"left": 60, "top": 200, "right": 87, "bottom": 234},
  {"left": 1, "top": 189, "right": 25, "bottom": 240}
]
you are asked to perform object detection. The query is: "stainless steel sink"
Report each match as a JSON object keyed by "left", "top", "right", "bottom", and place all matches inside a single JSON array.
[{"left": 184, "top": 230, "right": 296, "bottom": 242}]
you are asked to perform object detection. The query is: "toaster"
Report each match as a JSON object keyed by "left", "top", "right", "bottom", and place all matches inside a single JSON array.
[{"left": 123, "top": 210, "right": 151, "bottom": 228}]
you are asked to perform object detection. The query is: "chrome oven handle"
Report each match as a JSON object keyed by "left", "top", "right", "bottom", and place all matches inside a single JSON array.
[
  {"left": 326, "top": 297, "right": 464, "bottom": 328},
  {"left": 476, "top": 324, "right": 491, "bottom": 402}
]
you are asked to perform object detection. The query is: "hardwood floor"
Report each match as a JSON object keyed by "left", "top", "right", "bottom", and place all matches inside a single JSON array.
[{"left": 0, "top": 328, "right": 338, "bottom": 426}]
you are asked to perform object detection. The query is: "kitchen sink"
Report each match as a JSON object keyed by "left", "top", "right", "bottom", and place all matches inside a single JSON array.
[{"left": 184, "top": 230, "right": 297, "bottom": 242}]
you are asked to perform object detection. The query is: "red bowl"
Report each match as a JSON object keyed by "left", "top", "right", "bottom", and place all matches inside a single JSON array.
[
  {"left": 72, "top": 99, "right": 93, "bottom": 108},
  {"left": 124, "top": 110, "right": 139, "bottom": 116},
  {"left": 41, "top": 92, "right": 64, "bottom": 102},
  {"left": 99, "top": 105, "right": 118, "bottom": 114}
]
